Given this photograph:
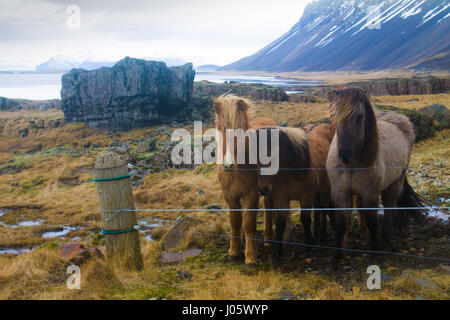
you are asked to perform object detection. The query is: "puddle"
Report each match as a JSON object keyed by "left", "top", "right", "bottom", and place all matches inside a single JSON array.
[
  {"left": 427, "top": 208, "right": 449, "bottom": 222},
  {"left": 11, "top": 219, "right": 44, "bottom": 228},
  {"left": 139, "top": 218, "right": 166, "bottom": 230},
  {"left": 138, "top": 217, "right": 168, "bottom": 242},
  {"left": 0, "top": 247, "right": 33, "bottom": 255},
  {"left": 0, "top": 209, "right": 45, "bottom": 228},
  {"left": 42, "top": 226, "right": 81, "bottom": 238}
]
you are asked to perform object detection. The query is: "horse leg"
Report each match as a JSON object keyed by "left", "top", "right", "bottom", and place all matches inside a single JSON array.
[
  {"left": 300, "top": 192, "right": 315, "bottom": 257},
  {"left": 381, "top": 177, "right": 404, "bottom": 249},
  {"left": 318, "top": 193, "right": 332, "bottom": 244},
  {"left": 227, "top": 196, "right": 243, "bottom": 260},
  {"left": 272, "top": 196, "right": 290, "bottom": 258},
  {"left": 360, "top": 195, "right": 380, "bottom": 263},
  {"left": 330, "top": 194, "right": 351, "bottom": 270},
  {"left": 263, "top": 195, "right": 274, "bottom": 246},
  {"left": 243, "top": 192, "right": 259, "bottom": 266},
  {"left": 313, "top": 193, "right": 322, "bottom": 243}
]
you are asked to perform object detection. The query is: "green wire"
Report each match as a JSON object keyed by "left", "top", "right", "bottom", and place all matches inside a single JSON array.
[{"left": 92, "top": 174, "right": 131, "bottom": 182}]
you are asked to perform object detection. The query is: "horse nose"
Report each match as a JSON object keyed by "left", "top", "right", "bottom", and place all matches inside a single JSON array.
[{"left": 257, "top": 186, "right": 268, "bottom": 196}]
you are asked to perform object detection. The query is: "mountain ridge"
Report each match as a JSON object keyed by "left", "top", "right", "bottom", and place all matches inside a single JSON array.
[{"left": 223, "top": 0, "right": 450, "bottom": 72}]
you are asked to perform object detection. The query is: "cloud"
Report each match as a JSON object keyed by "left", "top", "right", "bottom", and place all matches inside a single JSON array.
[{"left": 0, "top": 0, "right": 312, "bottom": 67}]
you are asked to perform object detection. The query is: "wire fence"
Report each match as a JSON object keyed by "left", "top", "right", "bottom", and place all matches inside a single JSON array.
[
  {"left": 97, "top": 206, "right": 450, "bottom": 263},
  {"left": 158, "top": 228, "right": 450, "bottom": 263},
  {"left": 94, "top": 162, "right": 450, "bottom": 264}
]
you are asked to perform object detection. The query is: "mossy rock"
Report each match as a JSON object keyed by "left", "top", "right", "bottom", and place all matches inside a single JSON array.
[
  {"left": 375, "top": 104, "right": 436, "bottom": 142},
  {"left": 418, "top": 104, "right": 450, "bottom": 129}
]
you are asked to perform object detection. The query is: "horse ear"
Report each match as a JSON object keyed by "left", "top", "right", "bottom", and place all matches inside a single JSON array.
[
  {"left": 213, "top": 101, "right": 221, "bottom": 114},
  {"left": 327, "top": 90, "right": 339, "bottom": 102},
  {"left": 237, "top": 99, "right": 249, "bottom": 112}
]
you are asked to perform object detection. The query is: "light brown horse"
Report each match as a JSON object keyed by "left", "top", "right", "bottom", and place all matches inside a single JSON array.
[
  {"left": 326, "top": 88, "right": 424, "bottom": 269},
  {"left": 213, "top": 94, "right": 277, "bottom": 266},
  {"left": 256, "top": 123, "right": 334, "bottom": 257}
]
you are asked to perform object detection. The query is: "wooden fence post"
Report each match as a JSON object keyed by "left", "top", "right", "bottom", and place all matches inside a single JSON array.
[{"left": 94, "top": 152, "right": 143, "bottom": 271}]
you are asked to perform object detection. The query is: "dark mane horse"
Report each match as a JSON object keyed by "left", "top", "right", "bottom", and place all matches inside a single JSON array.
[
  {"left": 256, "top": 124, "right": 334, "bottom": 257},
  {"left": 326, "top": 88, "right": 425, "bottom": 269}
]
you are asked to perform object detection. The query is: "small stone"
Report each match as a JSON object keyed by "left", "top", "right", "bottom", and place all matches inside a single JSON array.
[
  {"left": 412, "top": 278, "right": 438, "bottom": 290},
  {"left": 437, "top": 265, "right": 450, "bottom": 274},
  {"left": 381, "top": 273, "right": 391, "bottom": 282},
  {"left": 176, "top": 270, "right": 193, "bottom": 280}
]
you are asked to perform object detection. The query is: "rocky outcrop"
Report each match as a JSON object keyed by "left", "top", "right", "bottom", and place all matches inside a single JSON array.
[
  {"left": 61, "top": 57, "right": 196, "bottom": 132},
  {"left": 419, "top": 104, "right": 450, "bottom": 129},
  {"left": 193, "top": 81, "right": 288, "bottom": 101},
  {"left": 349, "top": 77, "right": 450, "bottom": 96},
  {"left": 0, "top": 97, "right": 60, "bottom": 111}
]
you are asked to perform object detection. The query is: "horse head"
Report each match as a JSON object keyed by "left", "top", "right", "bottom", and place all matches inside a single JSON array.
[
  {"left": 213, "top": 95, "right": 252, "bottom": 170},
  {"left": 328, "top": 88, "right": 378, "bottom": 165}
]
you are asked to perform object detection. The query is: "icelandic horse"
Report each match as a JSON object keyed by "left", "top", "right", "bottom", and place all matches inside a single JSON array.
[
  {"left": 326, "top": 88, "right": 424, "bottom": 269},
  {"left": 213, "top": 94, "right": 277, "bottom": 266},
  {"left": 256, "top": 123, "right": 334, "bottom": 258}
]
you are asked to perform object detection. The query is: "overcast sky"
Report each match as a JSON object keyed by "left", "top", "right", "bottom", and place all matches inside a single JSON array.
[{"left": 0, "top": 0, "right": 313, "bottom": 70}]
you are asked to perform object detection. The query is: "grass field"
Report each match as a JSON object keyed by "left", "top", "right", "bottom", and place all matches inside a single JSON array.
[{"left": 0, "top": 94, "right": 448, "bottom": 300}]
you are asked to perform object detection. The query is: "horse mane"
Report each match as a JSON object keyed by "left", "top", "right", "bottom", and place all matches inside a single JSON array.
[
  {"left": 331, "top": 88, "right": 379, "bottom": 164},
  {"left": 213, "top": 94, "right": 252, "bottom": 131},
  {"left": 277, "top": 127, "right": 310, "bottom": 178}
]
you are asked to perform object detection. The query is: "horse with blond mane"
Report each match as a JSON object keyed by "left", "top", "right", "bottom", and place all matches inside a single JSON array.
[
  {"left": 213, "top": 95, "right": 277, "bottom": 266},
  {"left": 326, "top": 88, "right": 425, "bottom": 269}
]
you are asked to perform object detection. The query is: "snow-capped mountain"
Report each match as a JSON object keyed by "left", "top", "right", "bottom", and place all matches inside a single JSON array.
[
  {"left": 35, "top": 55, "right": 79, "bottom": 72},
  {"left": 223, "top": 0, "right": 450, "bottom": 71}
]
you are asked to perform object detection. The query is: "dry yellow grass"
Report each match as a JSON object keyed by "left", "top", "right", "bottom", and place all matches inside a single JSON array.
[{"left": 0, "top": 94, "right": 449, "bottom": 300}]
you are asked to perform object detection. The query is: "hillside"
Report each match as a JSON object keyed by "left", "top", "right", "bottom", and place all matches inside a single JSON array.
[{"left": 223, "top": 0, "right": 450, "bottom": 72}]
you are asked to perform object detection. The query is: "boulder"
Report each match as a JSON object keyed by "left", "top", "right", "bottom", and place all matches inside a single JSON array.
[
  {"left": 419, "top": 104, "right": 450, "bottom": 129},
  {"left": 159, "top": 248, "right": 203, "bottom": 264},
  {"left": 375, "top": 104, "right": 436, "bottom": 141},
  {"left": 61, "top": 242, "right": 104, "bottom": 260},
  {"left": 161, "top": 216, "right": 201, "bottom": 251},
  {"left": 61, "top": 57, "right": 196, "bottom": 132}
]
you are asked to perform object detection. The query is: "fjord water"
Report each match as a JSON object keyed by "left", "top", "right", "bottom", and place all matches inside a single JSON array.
[{"left": 0, "top": 72, "right": 320, "bottom": 100}]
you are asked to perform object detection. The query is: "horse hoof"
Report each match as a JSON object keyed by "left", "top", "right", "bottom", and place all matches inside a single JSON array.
[
  {"left": 228, "top": 255, "right": 241, "bottom": 262},
  {"left": 326, "top": 264, "right": 338, "bottom": 273},
  {"left": 246, "top": 263, "right": 258, "bottom": 270}
]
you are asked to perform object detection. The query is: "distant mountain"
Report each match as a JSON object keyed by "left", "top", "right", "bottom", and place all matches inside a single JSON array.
[
  {"left": 78, "top": 60, "right": 116, "bottom": 70},
  {"left": 35, "top": 55, "right": 79, "bottom": 72},
  {"left": 196, "top": 64, "right": 221, "bottom": 70},
  {"left": 223, "top": 0, "right": 450, "bottom": 71},
  {"left": 144, "top": 57, "right": 187, "bottom": 67}
]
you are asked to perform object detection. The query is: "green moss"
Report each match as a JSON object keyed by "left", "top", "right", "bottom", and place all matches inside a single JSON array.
[{"left": 375, "top": 104, "right": 436, "bottom": 141}]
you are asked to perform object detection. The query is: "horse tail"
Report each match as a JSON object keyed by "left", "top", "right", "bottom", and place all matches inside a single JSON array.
[{"left": 396, "top": 177, "right": 427, "bottom": 228}]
